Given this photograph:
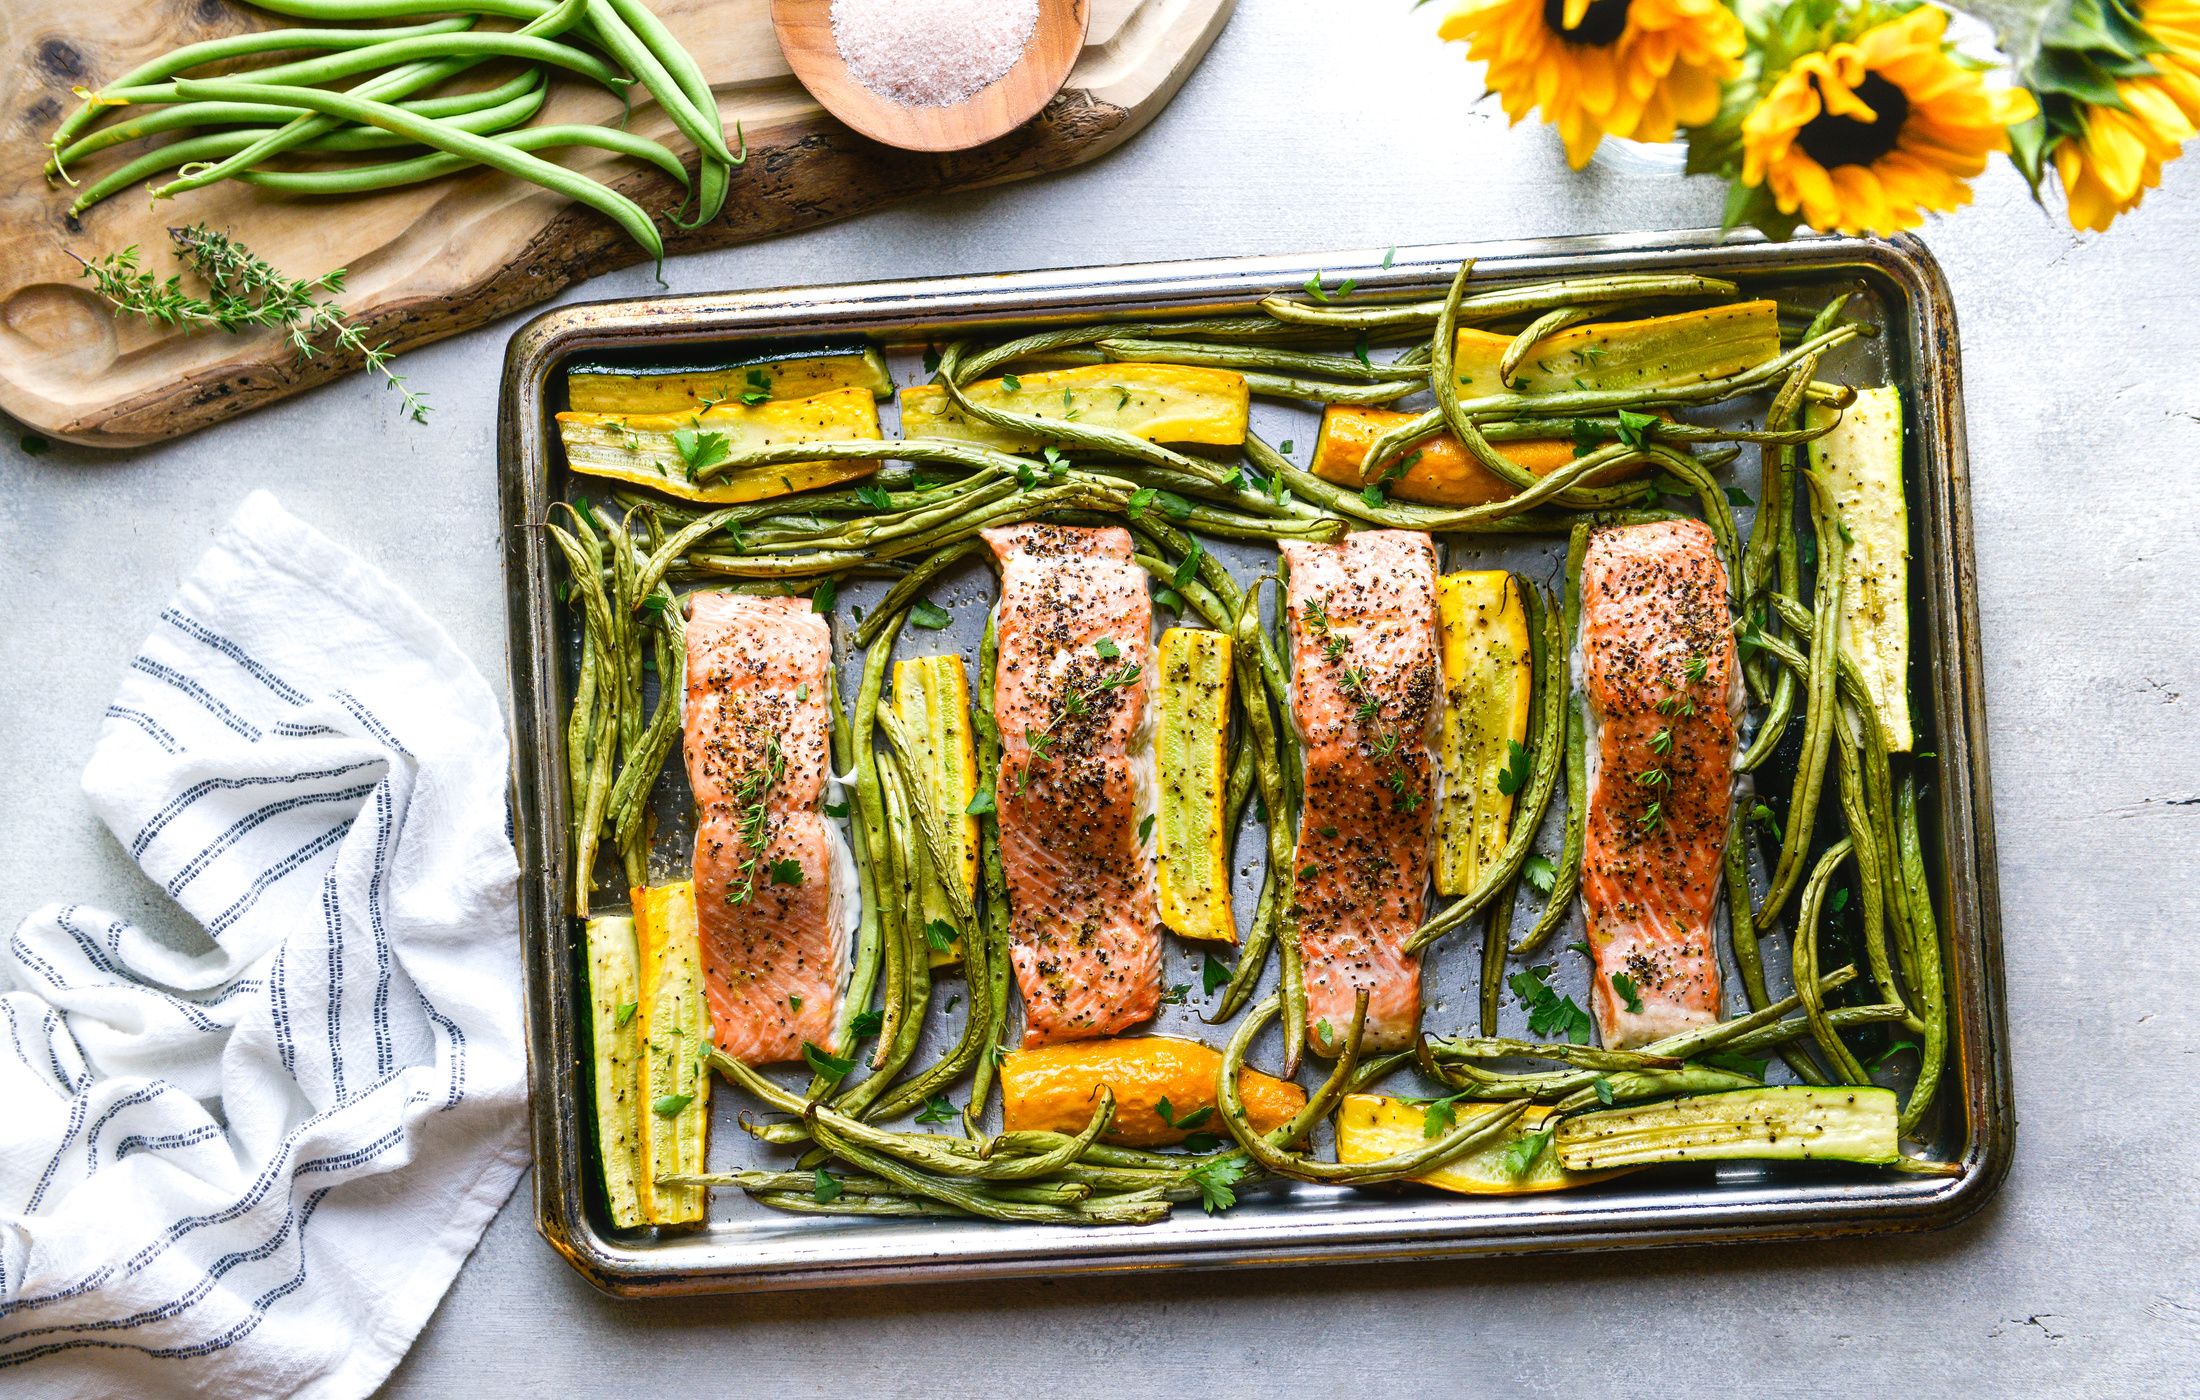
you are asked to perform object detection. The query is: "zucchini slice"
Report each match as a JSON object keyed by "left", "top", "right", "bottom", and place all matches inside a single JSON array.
[
  {"left": 1154, "top": 627, "right": 1235, "bottom": 943},
  {"left": 1334, "top": 1094, "right": 1628, "bottom": 1194},
  {"left": 634, "top": 881, "right": 710, "bottom": 1226},
  {"left": 1454, "top": 300, "right": 1782, "bottom": 397},
  {"left": 555, "top": 386, "right": 884, "bottom": 504},
  {"left": 566, "top": 342, "right": 893, "bottom": 413},
  {"left": 1434, "top": 572, "right": 1532, "bottom": 896},
  {"left": 1554, "top": 1085, "right": 1900, "bottom": 1171},
  {"left": 899, "top": 364, "right": 1250, "bottom": 451},
  {"left": 1808, "top": 384, "right": 1911, "bottom": 751},
  {"left": 892, "top": 655, "right": 980, "bottom": 968},
  {"left": 584, "top": 913, "right": 646, "bottom": 1230}
]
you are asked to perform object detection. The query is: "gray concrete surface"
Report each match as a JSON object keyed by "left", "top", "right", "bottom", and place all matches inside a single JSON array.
[{"left": 4, "top": 2, "right": 2196, "bottom": 1395}]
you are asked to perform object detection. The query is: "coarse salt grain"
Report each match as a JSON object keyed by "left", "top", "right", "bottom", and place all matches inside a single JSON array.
[{"left": 831, "top": 0, "right": 1041, "bottom": 108}]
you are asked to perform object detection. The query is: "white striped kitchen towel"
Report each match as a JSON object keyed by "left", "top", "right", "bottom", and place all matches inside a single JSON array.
[{"left": 0, "top": 491, "right": 527, "bottom": 1398}]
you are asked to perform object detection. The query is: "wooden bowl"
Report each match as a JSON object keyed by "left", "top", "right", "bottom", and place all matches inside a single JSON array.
[{"left": 770, "top": 0, "right": 1092, "bottom": 152}]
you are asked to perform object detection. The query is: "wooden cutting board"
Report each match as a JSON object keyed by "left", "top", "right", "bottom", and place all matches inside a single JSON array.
[{"left": 0, "top": 0, "right": 1233, "bottom": 447}]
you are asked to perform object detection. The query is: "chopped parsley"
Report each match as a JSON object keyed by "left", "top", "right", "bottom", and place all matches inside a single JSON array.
[
  {"left": 1187, "top": 1155, "right": 1248, "bottom": 1213},
  {"left": 1522, "top": 853, "right": 1557, "bottom": 896},
  {"left": 1611, "top": 971, "right": 1645, "bottom": 1014},
  {"left": 802, "top": 1040, "right": 854, "bottom": 1077},
  {"left": 965, "top": 785, "right": 997, "bottom": 816},
  {"left": 1496, "top": 739, "right": 1532, "bottom": 796},
  {"left": 1501, "top": 1127, "right": 1555, "bottom": 1177},
  {"left": 854, "top": 482, "right": 893, "bottom": 511},
  {"left": 849, "top": 1008, "right": 884, "bottom": 1039},
  {"left": 810, "top": 577, "right": 837, "bottom": 613},
  {"left": 922, "top": 919, "right": 958, "bottom": 953},
  {"left": 811, "top": 1167, "right": 842, "bottom": 1203},
  {"left": 651, "top": 1092, "right": 693, "bottom": 1117},
  {"left": 915, "top": 1095, "right": 958, "bottom": 1124},
  {"left": 671, "top": 425, "right": 729, "bottom": 476},
  {"left": 1094, "top": 637, "right": 1120, "bottom": 659},
  {"left": 1614, "top": 408, "right": 1658, "bottom": 452},
  {"left": 769, "top": 859, "right": 804, "bottom": 887},
  {"left": 1201, "top": 954, "right": 1231, "bottom": 996},
  {"left": 910, "top": 599, "right": 953, "bottom": 629},
  {"left": 1139, "top": 813, "right": 1156, "bottom": 843},
  {"left": 1510, "top": 966, "right": 1592, "bottom": 1044},
  {"left": 1156, "top": 1096, "right": 1213, "bottom": 1130}
]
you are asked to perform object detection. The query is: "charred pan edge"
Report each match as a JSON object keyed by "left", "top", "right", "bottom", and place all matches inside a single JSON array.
[{"left": 500, "top": 229, "right": 2009, "bottom": 1297}]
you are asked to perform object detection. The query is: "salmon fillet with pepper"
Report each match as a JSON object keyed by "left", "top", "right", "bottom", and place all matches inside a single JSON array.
[
  {"left": 1280, "top": 530, "right": 1440, "bottom": 1056},
  {"left": 983, "top": 522, "right": 1162, "bottom": 1046},
  {"left": 684, "top": 592, "right": 855, "bottom": 1065},
  {"left": 1578, "top": 518, "right": 1737, "bottom": 1048}
]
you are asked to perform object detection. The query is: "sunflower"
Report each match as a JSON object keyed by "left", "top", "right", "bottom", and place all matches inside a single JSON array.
[
  {"left": 2046, "top": 0, "right": 2200, "bottom": 229},
  {"left": 1439, "top": 0, "right": 1747, "bottom": 168},
  {"left": 1739, "top": 7, "right": 2037, "bottom": 236}
]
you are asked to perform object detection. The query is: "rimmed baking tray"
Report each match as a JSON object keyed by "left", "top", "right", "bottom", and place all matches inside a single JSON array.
[{"left": 497, "top": 229, "right": 2011, "bottom": 1296}]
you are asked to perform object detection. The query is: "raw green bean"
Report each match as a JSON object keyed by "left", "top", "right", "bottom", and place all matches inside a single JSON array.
[
  {"left": 249, "top": 0, "right": 556, "bottom": 16},
  {"left": 604, "top": 0, "right": 738, "bottom": 224},
  {"left": 107, "top": 31, "right": 626, "bottom": 109},
  {"left": 238, "top": 123, "right": 690, "bottom": 196},
  {"left": 171, "top": 76, "right": 665, "bottom": 263},
  {"left": 44, "top": 16, "right": 476, "bottom": 168},
  {"left": 152, "top": 0, "right": 594, "bottom": 204},
  {"left": 244, "top": 133, "right": 609, "bottom": 200},
  {"left": 51, "top": 48, "right": 542, "bottom": 176},
  {"left": 1407, "top": 583, "right": 1562, "bottom": 952},
  {"left": 584, "top": 0, "right": 737, "bottom": 167}
]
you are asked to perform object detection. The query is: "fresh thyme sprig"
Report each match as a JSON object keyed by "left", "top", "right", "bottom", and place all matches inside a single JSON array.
[{"left": 71, "top": 225, "right": 429, "bottom": 423}]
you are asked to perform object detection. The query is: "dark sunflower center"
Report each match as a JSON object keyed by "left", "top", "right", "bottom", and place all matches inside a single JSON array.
[
  {"left": 1797, "top": 72, "right": 1911, "bottom": 168},
  {"left": 1541, "top": 0, "right": 1631, "bottom": 46}
]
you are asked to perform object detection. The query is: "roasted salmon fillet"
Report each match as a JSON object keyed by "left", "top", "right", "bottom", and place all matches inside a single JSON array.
[
  {"left": 684, "top": 592, "right": 855, "bottom": 1065},
  {"left": 1280, "top": 530, "right": 1441, "bottom": 1055},
  {"left": 982, "top": 523, "right": 1163, "bottom": 1046},
  {"left": 1578, "top": 519, "right": 1738, "bottom": 1048}
]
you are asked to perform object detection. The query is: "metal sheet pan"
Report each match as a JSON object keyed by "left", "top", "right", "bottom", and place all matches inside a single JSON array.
[{"left": 497, "top": 229, "right": 2011, "bottom": 1297}]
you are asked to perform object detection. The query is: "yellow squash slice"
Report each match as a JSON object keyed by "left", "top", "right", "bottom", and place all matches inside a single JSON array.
[
  {"left": 634, "top": 881, "right": 710, "bottom": 1226},
  {"left": 1335, "top": 1094, "right": 1630, "bottom": 1194},
  {"left": 1453, "top": 300, "right": 1783, "bottom": 397},
  {"left": 556, "top": 386, "right": 883, "bottom": 504},
  {"left": 893, "top": 655, "right": 980, "bottom": 967},
  {"left": 1154, "top": 627, "right": 1235, "bottom": 943},
  {"left": 899, "top": 364, "right": 1250, "bottom": 451},
  {"left": 1435, "top": 571, "right": 1533, "bottom": 896}
]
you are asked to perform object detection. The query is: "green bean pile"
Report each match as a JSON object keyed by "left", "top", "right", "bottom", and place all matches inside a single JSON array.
[
  {"left": 47, "top": 0, "right": 737, "bottom": 262},
  {"left": 557, "top": 258, "right": 1957, "bottom": 1226}
]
